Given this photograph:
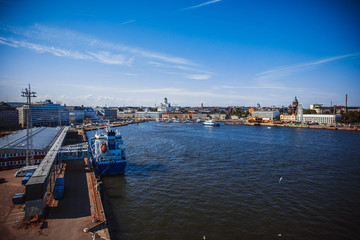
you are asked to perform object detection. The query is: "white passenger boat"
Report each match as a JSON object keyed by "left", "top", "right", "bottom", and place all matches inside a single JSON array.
[{"left": 203, "top": 120, "right": 220, "bottom": 127}]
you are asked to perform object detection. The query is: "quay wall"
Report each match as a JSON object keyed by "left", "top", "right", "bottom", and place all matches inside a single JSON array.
[{"left": 243, "top": 122, "right": 359, "bottom": 131}]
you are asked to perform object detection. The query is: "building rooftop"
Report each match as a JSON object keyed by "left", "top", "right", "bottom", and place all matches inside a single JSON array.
[{"left": 0, "top": 127, "right": 62, "bottom": 150}]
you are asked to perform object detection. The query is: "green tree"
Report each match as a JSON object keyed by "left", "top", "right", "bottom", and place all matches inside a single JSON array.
[{"left": 342, "top": 111, "right": 360, "bottom": 123}]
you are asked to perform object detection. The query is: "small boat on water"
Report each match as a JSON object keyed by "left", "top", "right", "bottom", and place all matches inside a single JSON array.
[
  {"left": 203, "top": 120, "right": 220, "bottom": 127},
  {"left": 172, "top": 118, "right": 181, "bottom": 123},
  {"left": 89, "top": 127, "right": 127, "bottom": 175}
]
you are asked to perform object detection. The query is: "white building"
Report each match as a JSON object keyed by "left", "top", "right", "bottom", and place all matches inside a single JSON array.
[
  {"left": 302, "top": 114, "right": 341, "bottom": 124},
  {"left": 280, "top": 114, "right": 296, "bottom": 122},
  {"left": 135, "top": 112, "right": 162, "bottom": 119},
  {"left": 252, "top": 110, "right": 280, "bottom": 120},
  {"left": 157, "top": 97, "right": 172, "bottom": 112}
]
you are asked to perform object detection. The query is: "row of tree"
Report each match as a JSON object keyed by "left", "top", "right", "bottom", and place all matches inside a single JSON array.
[
  {"left": 341, "top": 111, "right": 360, "bottom": 124},
  {"left": 231, "top": 109, "right": 250, "bottom": 117}
]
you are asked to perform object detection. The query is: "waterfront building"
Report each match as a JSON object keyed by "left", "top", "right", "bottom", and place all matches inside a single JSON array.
[
  {"left": 251, "top": 110, "right": 280, "bottom": 120},
  {"left": 280, "top": 114, "right": 297, "bottom": 122},
  {"left": 310, "top": 104, "right": 324, "bottom": 113},
  {"left": 17, "top": 100, "right": 69, "bottom": 127},
  {"left": 158, "top": 97, "right": 173, "bottom": 112},
  {"left": 162, "top": 113, "right": 191, "bottom": 120},
  {"left": 69, "top": 109, "right": 85, "bottom": 123},
  {"left": 0, "top": 127, "right": 62, "bottom": 167},
  {"left": 192, "top": 113, "right": 208, "bottom": 120},
  {"left": 104, "top": 108, "right": 117, "bottom": 119},
  {"left": 209, "top": 113, "right": 227, "bottom": 120},
  {"left": 135, "top": 111, "right": 162, "bottom": 119},
  {"left": 117, "top": 112, "right": 135, "bottom": 119},
  {"left": 0, "top": 102, "right": 19, "bottom": 129},
  {"left": 84, "top": 107, "right": 96, "bottom": 119},
  {"left": 94, "top": 107, "right": 118, "bottom": 119},
  {"left": 94, "top": 107, "right": 105, "bottom": 117},
  {"left": 310, "top": 103, "right": 360, "bottom": 114},
  {"left": 302, "top": 114, "right": 341, "bottom": 124}
]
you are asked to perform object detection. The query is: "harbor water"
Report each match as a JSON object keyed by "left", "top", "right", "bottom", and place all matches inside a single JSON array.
[{"left": 87, "top": 122, "right": 360, "bottom": 240}]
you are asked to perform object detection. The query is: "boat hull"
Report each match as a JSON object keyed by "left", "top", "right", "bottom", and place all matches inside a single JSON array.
[
  {"left": 95, "top": 161, "right": 127, "bottom": 175},
  {"left": 203, "top": 123, "right": 220, "bottom": 127}
]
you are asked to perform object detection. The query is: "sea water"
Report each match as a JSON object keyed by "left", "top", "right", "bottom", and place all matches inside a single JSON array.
[{"left": 89, "top": 122, "right": 360, "bottom": 240}]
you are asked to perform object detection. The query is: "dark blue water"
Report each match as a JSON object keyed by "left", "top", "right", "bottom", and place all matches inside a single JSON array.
[{"left": 88, "top": 122, "right": 360, "bottom": 240}]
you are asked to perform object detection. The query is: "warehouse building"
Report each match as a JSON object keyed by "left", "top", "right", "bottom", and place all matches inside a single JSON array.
[{"left": 0, "top": 127, "right": 62, "bottom": 168}]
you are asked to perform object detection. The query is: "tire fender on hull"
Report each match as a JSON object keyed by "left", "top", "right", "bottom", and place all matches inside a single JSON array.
[{"left": 101, "top": 142, "right": 107, "bottom": 153}]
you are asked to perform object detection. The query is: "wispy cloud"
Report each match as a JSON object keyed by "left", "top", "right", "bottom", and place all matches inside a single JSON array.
[
  {"left": 214, "top": 85, "right": 293, "bottom": 90},
  {"left": 148, "top": 61, "right": 214, "bottom": 80},
  {"left": 88, "top": 51, "right": 133, "bottom": 66},
  {"left": 0, "top": 36, "right": 91, "bottom": 60},
  {"left": 0, "top": 36, "right": 134, "bottom": 66},
  {"left": 185, "top": 74, "right": 212, "bottom": 80},
  {"left": 257, "top": 53, "right": 360, "bottom": 82},
  {"left": 181, "top": 0, "right": 222, "bottom": 11},
  {"left": 1, "top": 24, "right": 195, "bottom": 66},
  {"left": 0, "top": 24, "right": 214, "bottom": 80},
  {"left": 120, "top": 20, "right": 136, "bottom": 25},
  {"left": 27, "top": 24, "right": 194, "bottom": 65}
]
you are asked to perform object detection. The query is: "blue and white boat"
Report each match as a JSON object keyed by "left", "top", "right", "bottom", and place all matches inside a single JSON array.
[
  {"left": 203, "top": 119, "right": 220, "bottom": 127},
  {"left": 89, "top": 127, "right": 127, "bottom": 175}
]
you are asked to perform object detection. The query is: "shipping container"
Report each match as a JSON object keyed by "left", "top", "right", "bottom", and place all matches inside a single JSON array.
[
  {"left": 12, "top": 193, "right": 25, "bottom": 204},
  {"left": 25, "top": 172, "right": 33, "bottom": 177},
  {"left": 53, "top": 178, "right": 65, "bottom": 199},
  {"left": 21, "top": 176, "right": 30, "bottom": 185}
]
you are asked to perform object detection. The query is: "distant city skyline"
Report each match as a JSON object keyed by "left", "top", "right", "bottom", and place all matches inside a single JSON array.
[{"left": 1, "top": 0, "right": 360, "bottom": 108}]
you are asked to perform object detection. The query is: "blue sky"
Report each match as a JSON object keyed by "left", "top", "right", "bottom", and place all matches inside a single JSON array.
[{"left": 0, "top": 0, "right": 359, "bottom": 108}]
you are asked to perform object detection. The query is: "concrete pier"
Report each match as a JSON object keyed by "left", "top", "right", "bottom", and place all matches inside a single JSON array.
[
  {"left": 0, "top": 127, "right": 111, "bottom": 240},
  {"left": 0, "top": 158, "right": 110, "bottom": 240}
]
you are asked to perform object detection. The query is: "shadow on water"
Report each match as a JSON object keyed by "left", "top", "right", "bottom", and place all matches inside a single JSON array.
[
  {"left": 101, "top": 163, "right": 168, "bottom": 239},
  {"left": 101, "top": 175, "right": 127, "bottom": 240},
  {"left": 125, "top": 163, "right": 169, "bottom": 177}
]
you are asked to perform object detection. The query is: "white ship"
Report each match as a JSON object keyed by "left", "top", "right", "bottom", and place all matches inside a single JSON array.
[{"left": 203, "top": 120, "right": 220, "bottom": 127}]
